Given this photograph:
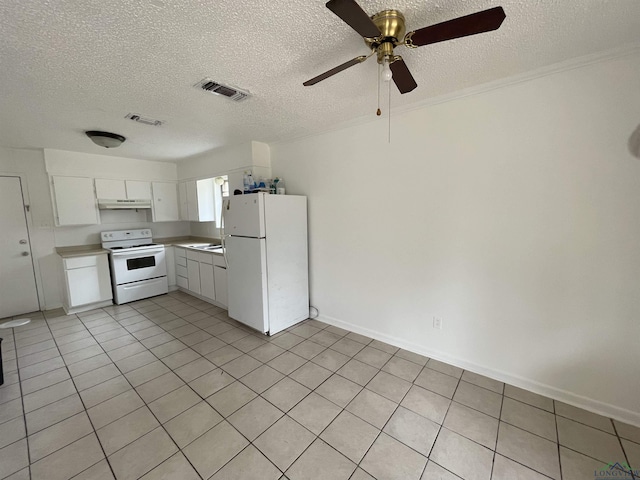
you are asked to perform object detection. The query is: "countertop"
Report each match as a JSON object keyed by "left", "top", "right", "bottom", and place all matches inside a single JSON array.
[
  {"left": 157, "top": 237, "right": 224, "bottom": 255},
  {"left": 56, "top": 236, "right": 222, "bottom": 258},
  {"left": 56, "top": 245, "right": 109, "bottom": 258},
  {"left": 155, "top": 236, "right": 220, "bottom": 247}
]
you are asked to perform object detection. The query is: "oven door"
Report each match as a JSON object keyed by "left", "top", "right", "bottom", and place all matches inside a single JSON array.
[{"left": 110, "top": 247, "right": 167, "bottom": 284}]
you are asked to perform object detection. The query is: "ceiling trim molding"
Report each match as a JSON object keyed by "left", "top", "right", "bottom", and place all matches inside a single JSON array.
[{"left": 271, "top": 42, "right": 640, "bottom": 147}]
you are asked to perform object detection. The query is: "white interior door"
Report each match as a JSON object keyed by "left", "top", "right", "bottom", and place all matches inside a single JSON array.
[
  {"left": 226, "top": 236, "right": 268, "bottom": 332},
  {"left": 0, "top": 176, "right": 40, "bottom": 318}
]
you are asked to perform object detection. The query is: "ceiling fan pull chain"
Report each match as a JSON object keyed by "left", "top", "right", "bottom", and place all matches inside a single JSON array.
[
  {"left": 388, "top": 78, "right": 392, "bottom": 143},
  {"left": 376, "top": 63, "right": 382, "bottom": 116}
]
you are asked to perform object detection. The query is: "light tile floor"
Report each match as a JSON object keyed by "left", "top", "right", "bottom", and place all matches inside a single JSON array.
[{"left": 1, "top": 291, "right": 639, "bottom": 480}]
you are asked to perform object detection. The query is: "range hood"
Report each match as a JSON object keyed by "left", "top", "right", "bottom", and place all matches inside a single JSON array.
[{"left": 98, "top": 199, "right": 152, "bottom": 210}]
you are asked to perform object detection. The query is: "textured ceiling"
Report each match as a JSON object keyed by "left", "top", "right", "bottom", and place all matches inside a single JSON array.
[{"left": 1, "top": 0, "right": 639, "bottom": 161}]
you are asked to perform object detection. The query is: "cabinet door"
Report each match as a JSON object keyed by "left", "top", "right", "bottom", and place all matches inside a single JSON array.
[
  {"left": 52, "top": 176, "right": 99, "bottom": 226},
  {"left": 214, "top": 266, "right": 227, "bottom": 308},
  {"left": 186, "top": 181, "right": 199, "bottom": 221},
  {"left": 65, "top": 255, "right": 112, "bottom": 307},
  {"left": 126, "top": 181, "right": 151, "bottom": 199},
  {"left": 152, "top": 182, "right": 179, "bottom": 222},
  {"left": 165, "top": 247, "right": 176, "bottom": 287},
  {"left": 196, "top": 178, "right": 215, "bottom": 222},
  {"left": 178, "top": 182, "right": 189, "bottom": 220},
  {"left": 95, "top": 178, "right": 126, "bottom": 199},
  {"left": 187, "top": 259, "right": 201, "bottom": 295},
  {"left": 176, "top": 275, "right": 188, "bottom": 289},
  {"left": 200, "top": 263, "right": 215, "bottom": 301}
]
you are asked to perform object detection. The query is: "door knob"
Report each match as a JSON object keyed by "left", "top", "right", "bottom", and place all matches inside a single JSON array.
[
  {"left": 19, "top": 239, "right": 27, "bottom": 244},
  {"left": 22, "top": 252, "right": 29, "bottom": 256}
]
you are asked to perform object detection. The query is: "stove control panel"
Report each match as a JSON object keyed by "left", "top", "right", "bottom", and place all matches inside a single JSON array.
[{"left": 101, "top": 229, "right": 153, "bottom": 242}]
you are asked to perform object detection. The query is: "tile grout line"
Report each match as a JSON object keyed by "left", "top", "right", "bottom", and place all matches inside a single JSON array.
[
  {"left": 489, "top": 379, "right": 506, "bottom": 480},
  {"left": 102, "top": 295, "right": 247, "bottom": 476},
  {"left": 45, "top": 311, "right": 119, "bottom": 480},
  {"left": 3, "top": 323, "right": 31, "bottom": 478},
  {"left": 11, "top": 296, "right": 637, "bottom": 480},
  {"left": 76, "top": 298, "right": 207, "bottom": 480}
]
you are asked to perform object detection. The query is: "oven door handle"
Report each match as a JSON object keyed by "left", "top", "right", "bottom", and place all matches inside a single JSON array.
[{"left": 111, "top": 248, "right": 165, "bottom": 258}]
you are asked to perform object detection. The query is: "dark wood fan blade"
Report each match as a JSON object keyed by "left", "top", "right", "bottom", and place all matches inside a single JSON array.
[
  {"left": 326, "top": 0, "right": 381, "bottom": 38},
  {"left": 406, "top": 6, "right": 506, "bottom": 47},
  {"left": 390, "top": 58, "right": 417, "bottom": 94},
  {"left": 303, "top": 55, "right": 368, "bottom": 86}
]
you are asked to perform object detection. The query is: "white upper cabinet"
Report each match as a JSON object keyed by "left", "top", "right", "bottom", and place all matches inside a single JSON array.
[
  {"left": 126, "top": 180, "right": 151, "bottom": 199},
  {"left": 95, "top": 178, "right": 151, "bottom": 200},
  {"left": 152, "top": 182, "right": 179, "bottom": 222},
  {"left": 179, "top": 178, "right": 222, "bottom": 222},
  {"left": 51, "top": 176, "right": 99, "bottom": 226},
  {"left": 178, "top": 182, "right": 189, "bottom": 220},
  {"left": 196, "top": 178, "right": 215, "bottom": 222},
  {"left": 95, "top": 178, "right": 126, "bottom": 199},
  {"left": 186, "top": 181, "right": 199, "bottom": 221}
]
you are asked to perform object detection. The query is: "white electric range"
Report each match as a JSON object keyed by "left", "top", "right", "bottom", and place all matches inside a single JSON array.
[{"left": 101, "top": 229, "right": 168, "bottom": 304}]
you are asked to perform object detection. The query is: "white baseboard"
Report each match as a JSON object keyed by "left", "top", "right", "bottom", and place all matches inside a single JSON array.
[{"left": 317, "top": 313, "right": 640, "bottom": 428}]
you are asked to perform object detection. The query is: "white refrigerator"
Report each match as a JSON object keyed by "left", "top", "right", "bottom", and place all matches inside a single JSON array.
[{"left": 223, "top": 193, "right": 309, "bottom": 335}]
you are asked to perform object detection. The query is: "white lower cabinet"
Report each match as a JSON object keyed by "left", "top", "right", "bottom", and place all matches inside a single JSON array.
[
  {"left": 200, "top": 263, "right": 215, "bottom": 301},
  {"left": 175, "top": 246, "right": 227, "bottom": 308},
  {"left": 214, "top": 265, "right": 227, "bottom": 308},
  {"left": 62, "top": 254, "right": 113, "bottom": 314},
  {"left": 187, "top": 259, "right": 201, "bottom": 295},
  {"left": 165, "top": 246, "right": 176, "bottom": 288},
  {"left": 175, "top": 248, "right": 188, "bottom": 289}
]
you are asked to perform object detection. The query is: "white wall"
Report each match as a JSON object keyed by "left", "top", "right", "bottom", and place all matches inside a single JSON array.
[
  {"left": 45, "top": 149, "right": 177, "bottom": 180},
  {"left": 271, "top": 52, "right": 640, "bottom": 425}
]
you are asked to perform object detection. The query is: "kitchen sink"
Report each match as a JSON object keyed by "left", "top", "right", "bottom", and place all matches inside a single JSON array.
[{"left": 186, "top": 244, "right": 223, "bottom": 251}]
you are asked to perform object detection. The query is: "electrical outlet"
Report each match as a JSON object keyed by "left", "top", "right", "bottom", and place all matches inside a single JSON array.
[{"left": 433, "top": 317, "right": 443, "bottom": 330}]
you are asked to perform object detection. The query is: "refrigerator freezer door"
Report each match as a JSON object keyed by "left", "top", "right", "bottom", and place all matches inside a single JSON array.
[
  {"left": 224, "top": 194, "right": 266, "bottom": 238},
  {"left": 226, "top": 236, "right": 269, "bottom": 333}
]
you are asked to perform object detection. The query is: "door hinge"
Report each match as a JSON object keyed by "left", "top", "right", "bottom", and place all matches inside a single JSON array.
[{"left": 24, "top": 204, "right": 30, "bottom": 212}]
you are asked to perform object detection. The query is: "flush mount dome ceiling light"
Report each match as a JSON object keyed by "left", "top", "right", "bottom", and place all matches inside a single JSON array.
[{"left": 85, "top": 131, "right": 126, "bottom": 148}]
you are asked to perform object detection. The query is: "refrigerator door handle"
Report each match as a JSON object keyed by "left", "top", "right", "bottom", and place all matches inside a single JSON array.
[{"left": 221, "top": 200, "right": 229, "bottom": 268}]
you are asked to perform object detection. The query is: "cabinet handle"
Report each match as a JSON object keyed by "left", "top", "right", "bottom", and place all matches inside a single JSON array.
[{"left": 22, "top": 252, "right": 29, "bottom": 256}]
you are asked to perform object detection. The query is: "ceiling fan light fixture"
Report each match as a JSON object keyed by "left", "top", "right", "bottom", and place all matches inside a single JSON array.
[
  {"left": 381, "top": 58, "right": 393, "bottom": 82},
  {"left": 85, "top": 131, "right": 126, "bottom": 148}
]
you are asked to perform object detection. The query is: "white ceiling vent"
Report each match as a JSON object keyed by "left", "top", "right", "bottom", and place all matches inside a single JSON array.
[
  {"left": 194, "top": 78, "right": 251, "bottom": 102},
  {"left": 125, "top": 113, "right": 164, "bottom": 126}
]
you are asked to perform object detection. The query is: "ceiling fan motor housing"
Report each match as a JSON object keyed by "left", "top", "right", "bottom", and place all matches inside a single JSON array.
[{"left": 364, "top": 10, "right": 406, "bottom": 63}]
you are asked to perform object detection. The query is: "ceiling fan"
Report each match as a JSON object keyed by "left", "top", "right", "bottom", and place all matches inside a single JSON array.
[{"left": 303, "top": 0, "right": 506, "bottom": 94}]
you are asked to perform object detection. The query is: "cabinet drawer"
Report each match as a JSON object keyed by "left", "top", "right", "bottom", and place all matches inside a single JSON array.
[
  {"left": 175, "top": 247, "right": 186, "bottom": 258},
  {"left": 176, "top": 265, "right": 188, "bottom": 278},
  {"left": 186, "top": 249, "right": 199, "bottom": 261},
  {"left": 176, "top": 275, "right": 188, "bottom": 289},
  {"left": 199, "top": 252, "right": 213, "bottom": 264},
  {"left": 212, "top": 255, "right": 226, "bottom": 267},
  {"left": 176, "top": 256, "right": 187, "bottom": 267},
  {"left": 64, "top": 255, "right": 98, "bottom": 270}
]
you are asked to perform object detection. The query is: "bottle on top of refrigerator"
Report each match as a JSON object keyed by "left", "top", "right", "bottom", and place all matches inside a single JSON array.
[
  {"left": 247, "top": 173, "right": 254, "bottom": 190},
  {"left": 243, "top": 172, "right": 250, "bottom": 192},
  {"left": 277, "top": 178, "right": 286, "bottom": 195}
]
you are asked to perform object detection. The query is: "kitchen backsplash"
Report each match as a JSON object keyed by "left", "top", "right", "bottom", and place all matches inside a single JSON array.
[
  {"left": 53, "top": 220, "right": 189, "bottom": 247},
  {"left": 189, "top": 221, "right": 220, "bottom": 239}
]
